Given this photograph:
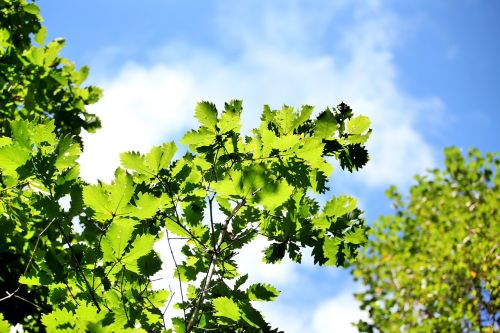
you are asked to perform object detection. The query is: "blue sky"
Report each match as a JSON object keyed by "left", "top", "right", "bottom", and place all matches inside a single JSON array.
[{"left": 37, "top": 1, "right": 500, "bottom": 331}]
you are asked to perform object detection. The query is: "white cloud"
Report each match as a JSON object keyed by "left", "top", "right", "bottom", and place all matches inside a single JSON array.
[{"left": 312, "top": 291, "right": 369, "bottom": 333}]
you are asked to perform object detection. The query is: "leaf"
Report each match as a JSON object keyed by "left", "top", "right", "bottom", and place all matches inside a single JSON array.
[
  {"left": 195, "top": 101, "right": 218, "bottom": 129},
  {"left": 247, "top": 283, "right": 280, "bottom": 301},
  {"left": 164, "top": 219, "right": 191, "bottom": 238},
  {"left": 323, "top": 195, "right": 357, "bottom": 217},
  {"left": 120, "top": 151, "right": 150, "bottom": 174},
  {"left": 42, "top": 308, "right": 75, "bottom": 332},
  {"left": 122, "top": 234, "right": 156, "bottom": 273},
  {"left": 131, "top": 193, "right": 164, "bottom": 219},
  {"left": 23, "top": 3, "right": 40, "bottom": 15},
  {"left": 101, "top": 219, "right": 137, "bottom": 262},
  {"left": 83, "top": 170, "right": 135, "bottom": 221},
  {"left": 55, "top": 135, "right": 80, "bottom": 171},
  {"left": 260, "top": 180, "right": 293, "bottom": 211},
  {"left": 0, "top": 144, "right": 30, "bottom": 176},
  {"left": 0, "top": 313, "right": 10, "bottom": 333},
  {"left": 323, "top": 237, "right": 342, "bottom": 266},
  {"left": 212, "top": 297, "right": 241, "bottom": 321},
  {"left": 315, "top": 108, "right": 338, "bottom": 138},
  {"left": 35, "top": 27, "right": 47, "bottom": 46},
  {"left": 344, "top": 227, "right": 367, "bottom": 245},
  {"left": 347, "top": 115, "right": 370, "bottom": 135},
  {"left": 146, "top": 142, "right": 177, "bottom": 174},
  {"left": 219, "top": 100, "right": 242, "bottom": 133}
]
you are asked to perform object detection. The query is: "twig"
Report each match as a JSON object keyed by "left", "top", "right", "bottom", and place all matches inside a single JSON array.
[{"left": 186, "top": 188, "right": 259, "bottom": 332}]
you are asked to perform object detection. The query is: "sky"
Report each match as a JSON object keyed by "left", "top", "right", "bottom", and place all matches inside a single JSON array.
[{"left": 36, "top": 0, "right": 500, "bottom": 332}]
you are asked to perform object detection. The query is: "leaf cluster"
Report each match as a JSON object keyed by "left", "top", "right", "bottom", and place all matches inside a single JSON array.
[{"left": 352, "top": 147, "right": 500, "bottom": 332}]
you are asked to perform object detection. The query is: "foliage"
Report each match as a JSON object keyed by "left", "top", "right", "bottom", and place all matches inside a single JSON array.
[
  {"left": 352, "top": 148, "right": 500, "bottom": 332},
  {"left": 0, "top": 1, "right": 372, "bottom": 332},
  {"left": 0, "top": 0, "right": 102, "bottom": 141}
]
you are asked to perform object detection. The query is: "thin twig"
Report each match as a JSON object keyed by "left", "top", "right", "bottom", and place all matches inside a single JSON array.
[{"left": 186, "top": 188, "right": 259, "bottom": 332}]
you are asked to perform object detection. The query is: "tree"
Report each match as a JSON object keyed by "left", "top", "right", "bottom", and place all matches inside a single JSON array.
[
  {"left": 352, "top": 147, "right": 500, "bottom": 332},
  {"left": 1, "top": 0, "right": 101, "bottom": 329},
  {"left": 0, "top": 1, "right": 372, "bottom": 332}
]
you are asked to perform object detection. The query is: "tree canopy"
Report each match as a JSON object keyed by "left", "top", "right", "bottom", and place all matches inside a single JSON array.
[
  {"left": 0, "top": 1, "right": 372, "bottom": 331},
  {"left": 352, "top": 147, "right": 500, "bottom": 332}
]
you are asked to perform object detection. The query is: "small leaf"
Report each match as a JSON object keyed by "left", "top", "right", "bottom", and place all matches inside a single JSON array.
[
  {"left": 247, "top": 283, "right": 280, "bottom": 301},
  {"left": 35, "top": 27, "right": 47, "bottom": 45},
  {"left": 122, "top": 234, "right": 156, "bottom": 273},
  {"left": 195, "top": 101, "right": 218, "bottom": 129},
  {"left": 347, "top": 115, "right": 370, "bottom": 135},
  {"left": 212, "top": 297, "right": 241, "bottom": 321},
  {"left": 344, "top": 227, "right": 367, "bottom": 245}
]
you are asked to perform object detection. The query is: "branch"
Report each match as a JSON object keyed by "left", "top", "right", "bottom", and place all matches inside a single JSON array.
[{"left": 186, "top": 189, "right": 258, "bottom": 332}]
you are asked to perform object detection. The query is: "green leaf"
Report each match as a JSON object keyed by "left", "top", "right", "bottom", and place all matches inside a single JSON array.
[
  {"left": 344, "top": 227, "right": 367, "bottom": 245},
  {"left": 323, "top": 195, "right": 357, "bottom": 217},
  {"left": 146, "top": 142, "right": 177, "bottom": 174},
  {"left": 219, "top": 100, "right": 242, "bottom": 133},
  {"left": 122, "top": 234, "right": 156, "bottom": 273},
  {"left": 195, "top": 101, "right": 218, "bottom": 129},
  {"left": 35, "top": 27, "right": 47, "bottom": 46},
  {"left": 212, "top": 297, "right": 241, "bottom": 321},
  {"left": 83, "top": 170, "right": 135, "bottom": 221},
  {"left": 131, "top": 193, "right": 164, "bottom": 219},
  {"left": 164, "top": 219, "right": 191, "bottom": 238},
  {"left": 260, "top": 179, "right": 293, "bottom": 211},
  {"left": 55, "top": 135, "right": 80, "bottom": 171},
  {"left": 0, "top": 313, "right": 10, "bottom": 333},
  {"left": 0, "top": 144, "right": 30, "bottom": 176},
  {"left": 42, "top": 308, "right": 75, "bottom": 331},
  {"left": 315, "top": 108, "right": 338, "bottom": 138},
  {"left": 23, "top": 3, "right": 40, "bottom": 15},
  {"left": 101, "top": 219, "right": 137, "bottom": 262},
  {"left": 247, "top": 283, "right": 280, "bottom": 301},
  {"left": 323, "top": 237, "right": 342, "bottom": 266},
  {"left": 347, "top": 115, "right": 370, "bottom": 135},
  {"left": 120, "top": 151, "right": 150, "bottom": 174}
]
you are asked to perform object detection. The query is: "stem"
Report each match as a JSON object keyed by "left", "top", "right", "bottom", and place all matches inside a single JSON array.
[
  {"left": 56, "top": 218, "right": 101, "bottom": 312},
  {"left": 186, "top": 195, "right": 251, "bottom": 332}
]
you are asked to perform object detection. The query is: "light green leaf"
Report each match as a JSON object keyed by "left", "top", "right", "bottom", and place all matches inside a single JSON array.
[
  {"left": 260, "top": 179, "right": 293, "bottom": 211},
  {"left": 212, "top": 297, "right": 241, "bottom": 321},
  {"left": 120, "top": 151, "right": 150, "bottom": 174},
  {"left": 146, "top": 142, "right": 177, "bottom": 173},
  {"left": 344, "top": 227, "right": 367, "bottom": 245},
  {"left": 219, "top": 101, "right": 242, "bottom": 133},
  {"left": 55, "top": 135, "right": 80, "bottom": 171},
  {"left": 0, "top": 313, "right": 10, "bottom": 333},
  {"left": 42, "top": 308, "right": 75, "bottom": 332},
  {"left": 195, "top": 101, "right": 218, "bottom": 129},
  {"left": 23, "top": 3, "right": 40, "bottom": 15},
  {"left": 131, "top": 192, "right": 164, "bottom": 219},
  {"left": 315, "top": 108, "right": 337, "bottom": 138},
  {"left": 0, "top": 145, "right": 30, "bottom": 175},
  {"left": 164, "top": 219, "right": 191, "bottom": 238},
  {"left": 323, "top": 195, "right": 357, "bottom": 217},
  {"left": 347, "top": 115, "right": 370, "bottom": 135},
  {"left": 180, "top": 127, "right": 216, "bottom": 148},
  {"left": 122, "top": 234, "right": 156, "bottom": 273},
  {"left": 101, "top": 219, "right": 137, "bottom": 262},
  {"left": 35, "top": 27, "right": 47, "bottom": 46},
  {"left": 323, "top": 237, "right": 342, "bottom": 266},
  {"left": 19, "top": 275, "right": 40, "bottom": 286}
]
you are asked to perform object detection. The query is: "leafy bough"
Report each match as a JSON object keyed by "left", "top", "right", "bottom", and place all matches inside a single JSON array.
[{"left": 1, "top": 100, "right": 371, "bottom": 332}]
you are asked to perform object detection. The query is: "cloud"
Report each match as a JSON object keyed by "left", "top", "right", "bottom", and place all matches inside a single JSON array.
[
  {"left": 312, "top": 290, "right": 369, "bottom": 333},
  {"left": 81, "top": 1, "right": 439, "bottom": 187}
]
